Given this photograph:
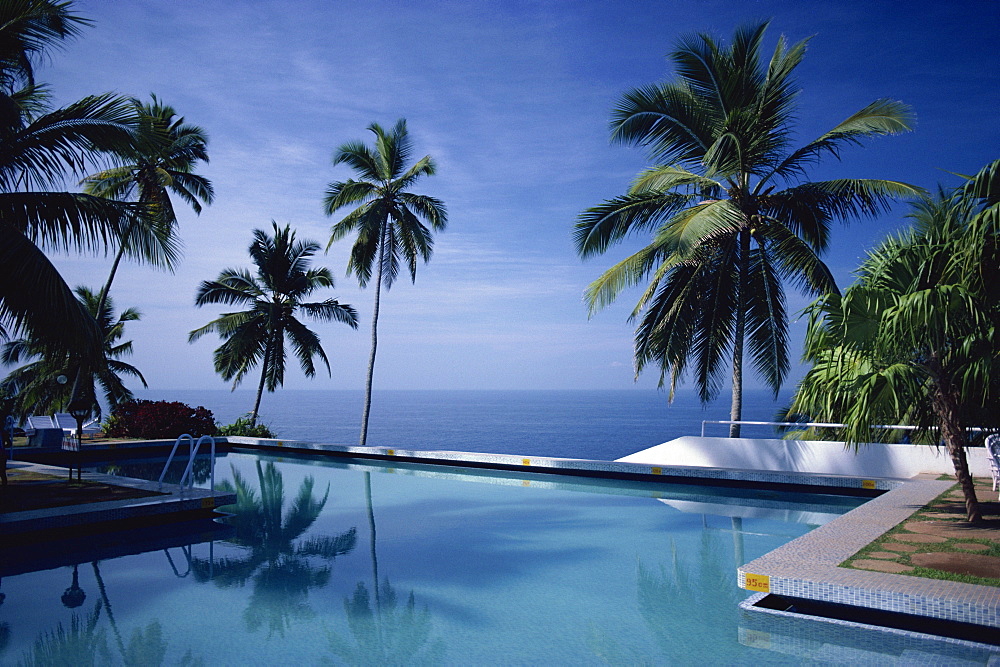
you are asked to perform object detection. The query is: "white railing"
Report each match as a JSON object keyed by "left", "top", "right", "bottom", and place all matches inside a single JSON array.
[
  {"left": 158, "top": 434, "right": 216, "bottom": 492},
  {"left": 700, "top": 420, "right": 988, "bottom": 438}
]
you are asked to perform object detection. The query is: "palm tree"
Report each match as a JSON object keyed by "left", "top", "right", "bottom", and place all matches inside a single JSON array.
[
  {"left": 1, "top": 286, "right": 146, "bottom": 419},
  {"left": 575, "top": 21, "right": 918, "bottom": 436},
  {"left": 323, "top": 119, "right": 447, "bottom": 447},
  {"left": 790, "top": 167, "right": 1000, "bottom": 523},
  {"left": 189, "top": 222, "right": 358, "bottom": 426},
  {"left": 0, "top": 0, "right": 90, "bottom": 91},
  {"left": 82, "top": 94, "right": 214, "bottom": 314},
  {"left": 0, "top": 0, "right": 139, "bottom": 354}
]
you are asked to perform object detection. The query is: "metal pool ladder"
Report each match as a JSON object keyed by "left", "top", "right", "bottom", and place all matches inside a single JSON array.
[{"left": 158, "top": 433, "right": 216, "bottom": 493}]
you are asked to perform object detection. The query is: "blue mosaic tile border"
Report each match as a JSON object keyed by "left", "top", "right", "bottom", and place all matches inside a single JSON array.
[
  {"left": 737, "top": 477, "right": 1000, "bottom": 630},
  {"left": 738, "top": 592, "right": 1000, "bottom": 658}
]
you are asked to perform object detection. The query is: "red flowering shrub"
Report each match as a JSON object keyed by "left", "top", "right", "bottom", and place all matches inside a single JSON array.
[{"left": 104, "top": 400, "right": 217, "bottom": 439}]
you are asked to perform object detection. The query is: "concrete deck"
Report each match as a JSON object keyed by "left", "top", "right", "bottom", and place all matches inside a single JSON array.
[{"left": 0, "top": 459, "right": 235, "bottom": 539}]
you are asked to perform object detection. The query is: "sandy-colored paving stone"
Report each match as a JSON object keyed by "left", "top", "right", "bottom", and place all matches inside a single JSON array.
[
  {"left": 920, "top": 512, "right": 964, "bottom": 520},
  {"left": 903, "top": 520, "right": 1000, "bottom": 540},
  {"left": 851, "top": 559, "right": 914, "bottom": 573},
  {"left": 894, "top": 533, "right": 947, "bottom": 544},
  {"left": 910, "top": 552, "right": 1000, "bottom": 579},
  {"left": 866, "top": 551, "right": 904, "bottom": 560},
  {"left": 880, "top": 542, "right": 920, "bottom": 552},
  {"left": 950, "top": 542, "right": 990, "bottom": 551}
]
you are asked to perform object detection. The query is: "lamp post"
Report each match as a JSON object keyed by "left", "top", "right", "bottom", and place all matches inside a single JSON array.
[{"left": 65, "top": 371, "right": 91, "bottom": 481}]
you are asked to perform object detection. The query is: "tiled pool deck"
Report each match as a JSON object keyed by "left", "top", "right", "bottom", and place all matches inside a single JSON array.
[
  {"left": 0, "top": 459, "right": 236, "bottom": 538},
  {"left": 738, "top": 474, "right": 1000, "bottom": 631}
]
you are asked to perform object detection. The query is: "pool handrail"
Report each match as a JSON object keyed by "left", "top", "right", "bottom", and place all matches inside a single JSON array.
[
  {"left": 158, "top": 433, "right": 216, "bottom": 492},
  {"left": 700, "top": 419, "right": 988, "bottom": 438}
]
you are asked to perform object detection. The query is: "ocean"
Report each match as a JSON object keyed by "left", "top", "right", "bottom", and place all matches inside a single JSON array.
[{"left": 134, "top": 388, "right": 792, "bottom": 461}]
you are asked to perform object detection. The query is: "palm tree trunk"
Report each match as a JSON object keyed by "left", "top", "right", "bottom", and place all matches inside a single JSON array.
[
  {"left": 359, "top": 225, "right": 387, "bottom": 448},
  {"left": 729, "top": 229, "right": 750, "bottom": 438},
  {"left": 929, "top": 362, "right": 982, "bottom": 523},
  {"left": 95, "top": 223, "right": 134, "bottom": 318},
  {"left": 251, "top": 331, "right": 273, "bottom": 427}
]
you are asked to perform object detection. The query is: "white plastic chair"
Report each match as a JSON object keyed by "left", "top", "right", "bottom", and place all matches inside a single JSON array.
[{"left": 987, "top": 433, "right": 1000, "bottom": 500}]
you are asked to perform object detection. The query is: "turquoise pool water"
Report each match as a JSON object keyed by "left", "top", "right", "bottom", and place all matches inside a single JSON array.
[{"left": 0, "top": 452, "right": 995, "bottom": 664}]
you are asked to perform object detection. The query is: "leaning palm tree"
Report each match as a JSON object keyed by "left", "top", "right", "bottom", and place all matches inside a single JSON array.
[
  {"left": 575, "top": 21, "right": 919, "bottom": 436},
  {"left": 82, "top": 94, "right": 214, "bottom": 313},
  {"left": 0, "top": 286, "right": 146, "bottom": 419},
  {"left": 791, "top": 173, "right": 1000, "bottom": 523},
  {"left": 189, "top": 223, "right": 358, "bottom": 425},
  {"left": 323, "top": 119, "right": 447, "bottom": 447},
  {"left": 0, "top": 0, "right": 139, "bottom": 354}
]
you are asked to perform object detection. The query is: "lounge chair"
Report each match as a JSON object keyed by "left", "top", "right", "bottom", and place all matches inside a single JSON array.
[
  {"left": 25, "top": 415, "right": 56, "bottom": 435},
  {"left": 52, "top": 413, "right": 101, "bottom": 438},
  {"left": 26, "top": 415, "right": 63, "bottom": 447},
  {"left": 987, "top": 433, "right": 1000, "bottom": 500}
]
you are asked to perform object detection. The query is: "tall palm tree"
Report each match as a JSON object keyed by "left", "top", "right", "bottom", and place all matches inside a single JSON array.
[
  {"left": 189, "top": 223, "right": 358, "bottom": 426},
  {"left": 323, "top": 119, "right": 447, "bottom": 447},
  {"left": 0, "top": 0, "right": 139, "bottom": 354},
  {"left": 791, "top": 171, "right": 1000, "bottom": 523},
  {"left": 1, "top": 286, "right": 146, "bottom": 419},
  {"left": 82, "top": 94, "right": 214, "bottom": 314},
  {"left": 575, "top": 21, "right": 918, "bottom": 436}
]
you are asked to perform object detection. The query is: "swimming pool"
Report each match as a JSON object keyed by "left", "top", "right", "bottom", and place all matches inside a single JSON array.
[{"left": 0, "top": 451, "right": 995, "bottom": 664}]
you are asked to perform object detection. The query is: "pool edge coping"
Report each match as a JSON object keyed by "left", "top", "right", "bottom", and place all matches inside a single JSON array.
[{"left": 737, "top": 475, "right": 1000, "bottom": 630}]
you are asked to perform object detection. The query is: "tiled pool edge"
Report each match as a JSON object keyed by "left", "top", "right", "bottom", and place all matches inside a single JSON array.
[
  {"left": 737, "top": 592, "right": 1000, "bottom": 655},
  {"left": 0, "top": 461, "right": 236, "bottom": 537},
  {"left": 221, "top": 437, "right": 901, "bottom": 493},
  {"left": 737, "top": 475, "right": 1000, "bottom": 630}
]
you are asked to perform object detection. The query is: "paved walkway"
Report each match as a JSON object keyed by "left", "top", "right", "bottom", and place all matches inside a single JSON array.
[{"left": 847, "top": 478, "right": 1000, "bottom": 583}]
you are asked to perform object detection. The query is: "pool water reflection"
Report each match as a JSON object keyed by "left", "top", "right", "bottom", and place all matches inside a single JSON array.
[{"left": 0, "top": 451, "right": 995, "bottom": 664}]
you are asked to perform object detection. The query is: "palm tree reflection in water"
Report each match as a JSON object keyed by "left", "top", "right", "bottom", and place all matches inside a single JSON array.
[
  {"left": 193, "top": 461, "right": 357, "bottom": 637},
  {"left": 588, "top": 530, "right": 746, "bottom": 664},
  {"left": 324, "top": 472, "right": 444, "bottom": 666}
]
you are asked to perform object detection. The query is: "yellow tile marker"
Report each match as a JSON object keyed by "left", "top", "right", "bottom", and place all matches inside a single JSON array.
[
  {"left": 522, "top": 458, "right": 531, "bottom": 466},
  {"left": 743, "top": 573, "right": 770, "bottom": 593},
  {"left": 861, "top": 479, "right": 876, "bottom": 490},
  {"left": 201, "top": 497, "right": 215, "bottom": 509},
  {"left": 387, "top": 449, "right": 395, "bottom": 456},
  {"left": 651, "top": 467, "right": 662, "bottom": 475}
]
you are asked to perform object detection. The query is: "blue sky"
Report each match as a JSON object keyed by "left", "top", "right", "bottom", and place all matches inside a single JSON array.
[{"left": 40, "top": 0, "right": 999, "bottom": 395}]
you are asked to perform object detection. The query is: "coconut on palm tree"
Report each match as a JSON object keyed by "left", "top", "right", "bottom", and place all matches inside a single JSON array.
[
  {"left": 0, "top": 0, "right": 140, "bottom": 354},
  {"left": 1, "top": 286, "right": 146, "bottom": 419},
  {"left": 575, "top": 21, "right": 919, "bottom": 436},
  {"left": 82, "top": 94, "right": 213, "bottom": 313},
  {"left": 791, "top": 163, "right": 1000, "bottom": 523},
  {"left": 189, "top": 222, "right": 358, "bottom": 426},
  {"left": 323, "top": 119, "right": 447, "bottom": 447}
]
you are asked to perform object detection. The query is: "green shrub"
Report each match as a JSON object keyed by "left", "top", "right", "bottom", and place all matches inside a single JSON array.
[
  {"left": 216, "top": 415, "right": 276, "bottom": 438},
  {"left": 104, "top": 400, "right": 217, "bottom": 439}
]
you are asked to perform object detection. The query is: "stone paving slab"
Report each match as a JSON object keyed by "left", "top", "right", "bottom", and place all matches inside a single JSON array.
[{"left": 910, "top": 553, "right": 1000, "bottom": 579}]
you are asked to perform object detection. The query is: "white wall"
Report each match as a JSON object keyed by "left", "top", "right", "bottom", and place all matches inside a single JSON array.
[{"left": 617, "top": 436, "right": 993, "bottom": 480}]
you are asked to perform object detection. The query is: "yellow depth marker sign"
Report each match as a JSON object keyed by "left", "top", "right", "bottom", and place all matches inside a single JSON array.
[
  {"left": 200, "top": 497, "right": 215, "bottom": 509},
  {"left": 743, "top": 573, "right": 770, "bottom": 593},
  {"left": 861, "top": 479, "right": 876, "bottom": 489}
]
